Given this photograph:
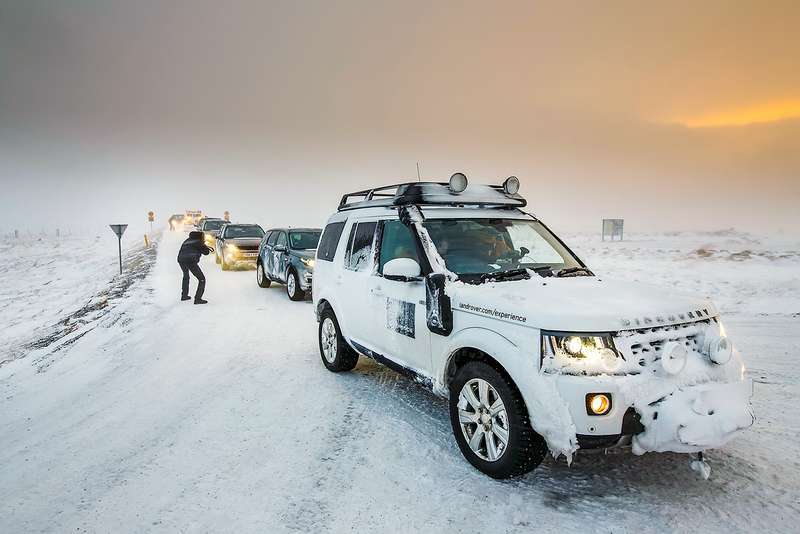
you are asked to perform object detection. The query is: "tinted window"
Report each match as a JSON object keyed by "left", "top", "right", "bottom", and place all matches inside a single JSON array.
[
  {"left": 379, "top": 220, "right": 419, "bottom": 273},
  {"left": 203, "top": 220, "right": 224, "bottom": 231},
  {"left": 275, "top": 232, "right": 287, "bottom": 248},
  {"left": 267, "top": 231, "right": 279, "bottom": 246},
  {"left": 225, "top": 225, "right": 265, "bottom": 238},
  {"left": 289, "top": 231, "right": 321, "bottom": 250},
  {"left": 318, "top": 221, "right": 346, "bottom": 262},
  {"left": 345, "top": 222, "right": 377, "bottom": 271}
]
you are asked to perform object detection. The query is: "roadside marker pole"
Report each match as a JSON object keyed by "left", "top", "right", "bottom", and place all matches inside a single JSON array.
[{"left": 109, "top": 224, "right": 128, "bottom": 275}]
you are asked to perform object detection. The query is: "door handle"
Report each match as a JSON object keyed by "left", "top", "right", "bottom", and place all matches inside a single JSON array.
[
  {"left": 335, "top": 275, "right": 343, "bottom": 285},
  {"left": 371, "top": 285, "right": 384, "bottom": 296}
]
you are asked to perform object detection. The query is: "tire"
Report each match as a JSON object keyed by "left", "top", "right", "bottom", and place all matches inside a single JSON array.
[
  {"left": 318, "top": 308, "right": 358, "bottom": 372},
  {"left": 449, "top": 361, "right": 547, "bottom": 479},
  {"left": 257, "top": 262, "right": 271, "bottom": 288},
  {"left": 221, "top": 252, "right": 230, "bottom": 271},
  {"left": 286, "top": 269, "right": 305, "bottom": 301}
]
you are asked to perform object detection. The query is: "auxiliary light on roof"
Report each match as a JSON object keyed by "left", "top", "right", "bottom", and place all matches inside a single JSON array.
[
  {"left": 449, "top": 172, "right": 468, "bottom": 193},
  {"left": 503, "top": 176, "right": 520, "bottom": 195}
]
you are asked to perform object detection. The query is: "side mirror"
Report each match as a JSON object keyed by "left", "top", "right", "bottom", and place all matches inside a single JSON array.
[
  {"left": 426, "top": 273, "right": 453, "bottom": 336},
  {"left": 520, "top": 246, "right": 530, "bottom": 256},
  {"left": 274, "top": 245, "right": 287, "bottom": 253},
  {"left": 383, "top": 258, "right": 421, "bottom": 281}
]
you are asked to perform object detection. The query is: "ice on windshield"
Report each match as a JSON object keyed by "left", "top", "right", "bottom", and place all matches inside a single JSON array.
[
  {"left": 422, "top": 219, "right": 579, "bottom": 276},
  {"left": 289, "top": 231, "right": 321, "bottom": 250},
  {"left": 225, "top": 226, "right": 264, "bottom": 238}
]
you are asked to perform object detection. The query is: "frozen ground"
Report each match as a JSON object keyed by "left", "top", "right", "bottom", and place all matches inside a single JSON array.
[{"left": 0, "top": 229, "right": 798, "bottom": 533}]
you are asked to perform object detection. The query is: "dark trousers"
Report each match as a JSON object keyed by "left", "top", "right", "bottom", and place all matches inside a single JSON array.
[{"left": 179, "top": 261, "right": 205, "bottom": 300}]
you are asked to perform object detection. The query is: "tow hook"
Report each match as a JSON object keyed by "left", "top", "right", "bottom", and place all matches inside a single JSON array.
[{"left": 690, "top": 451, "right": 711, "bottom": 480}]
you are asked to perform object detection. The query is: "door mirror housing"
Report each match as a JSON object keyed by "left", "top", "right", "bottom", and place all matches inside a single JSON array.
[
  {"left": 426, "top": 273, "right": 453, "bottom": 336},
  {"left": 383, "top": 258, "right": 421, "bottom": 281},
  {"left": 274, "top": 245, "right": 287, "bottom": 253}
]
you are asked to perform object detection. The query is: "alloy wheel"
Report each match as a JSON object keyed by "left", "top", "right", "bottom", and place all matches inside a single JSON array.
[
  {"left": 287, "top": 273, "right": 296, "bottom": 297},
  {"left": 457, "top": 378, "right": 510, "bottom": 462},
  {"left": 321, "top": 318, "right": 337, "bottom": 363}
]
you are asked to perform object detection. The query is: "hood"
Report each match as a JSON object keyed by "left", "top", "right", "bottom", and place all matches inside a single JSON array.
[
  {"left": 227, "top": 237, "right": 262, "bottom": 247},
  {"left": 449, "top": 276, "right": 718, "bottom": 332},
  {"left": 290, "top": 249, "right": 316, "bottom": 260}
]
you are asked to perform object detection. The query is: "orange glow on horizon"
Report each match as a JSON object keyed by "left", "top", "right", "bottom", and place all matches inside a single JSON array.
[{"left": 672, "top": 100, "right": 800, "bottom": 128}]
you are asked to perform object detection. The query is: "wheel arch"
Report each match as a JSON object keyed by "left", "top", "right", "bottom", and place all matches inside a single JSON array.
[{"left": 439, "top": 328, "right": 532, "bottom": 396}]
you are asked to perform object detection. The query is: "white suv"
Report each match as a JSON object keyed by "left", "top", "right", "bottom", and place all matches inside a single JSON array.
[{"left": 313, "top": 174, "right": 754, "bottom": 479}]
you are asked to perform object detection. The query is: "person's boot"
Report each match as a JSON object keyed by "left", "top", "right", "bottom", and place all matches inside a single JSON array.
[
  {"left": 194, "top": 298, "right": 208, "bottom": 305},
  {"left": 181, "top": 295, "right": 191, "bottom": 301}
]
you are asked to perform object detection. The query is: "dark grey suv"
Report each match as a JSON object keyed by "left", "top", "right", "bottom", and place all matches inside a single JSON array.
[{"left": 257, "top": 228, "right": 321, "bottom": 300}]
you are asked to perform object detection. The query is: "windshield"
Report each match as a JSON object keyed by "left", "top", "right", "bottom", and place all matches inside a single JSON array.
[
  {"left": 203, "top": 220, "right": 224, "bottom": 231},
  {"left": 224, "top": 225, "right": 264, "bottom": 238},
  {"left": 289, "top": 231, "right": 321, "bottom": 250},
  {"left": 422, "top": 218, "right": 582, "bottom": 278}
]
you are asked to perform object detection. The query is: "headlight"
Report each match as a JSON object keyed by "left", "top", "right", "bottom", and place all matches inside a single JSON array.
[
  {"left": 301, "top": 258, "right": 315, "bottom": 268},
  {"left": 541, "top": 333, "right": 623, "bottom": 375}
]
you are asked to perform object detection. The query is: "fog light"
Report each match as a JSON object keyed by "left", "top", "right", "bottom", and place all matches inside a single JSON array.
[{"left": 586, "top": 393, "right": 612, "bottom": 416}]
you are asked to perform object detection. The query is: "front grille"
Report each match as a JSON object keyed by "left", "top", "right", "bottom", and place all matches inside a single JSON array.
[
  {"left": 614, "top": 319, "right": 715, "bottom": 367},
  {"left": 237, "top": 244, "right": 259, "bottom": 251}
]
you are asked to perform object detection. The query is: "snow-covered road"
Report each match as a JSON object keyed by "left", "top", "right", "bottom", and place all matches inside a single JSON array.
[{"left": 1, "top": 230, "right": 798, "bottom": 533}]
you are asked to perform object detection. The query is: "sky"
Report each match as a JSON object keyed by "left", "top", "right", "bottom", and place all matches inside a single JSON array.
[{"left": 1, "top": 0, "right": 799, "bottom": 238}]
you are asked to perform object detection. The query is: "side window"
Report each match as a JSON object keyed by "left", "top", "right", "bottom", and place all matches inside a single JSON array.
[
  {"left": 318, "top": 221, "right": 346, "bottom": 262},
  {"left": 379, "top": 220, "right": 420, "bottom": 273},
  {"left": 267, "top": 231, "right": 279, "bottom": 246},
  {"left": 276, "top": 232, "right": 287, "bottom": 248},
  {"left": 345, "top": 221, "right": 377, "bottom": 271}
]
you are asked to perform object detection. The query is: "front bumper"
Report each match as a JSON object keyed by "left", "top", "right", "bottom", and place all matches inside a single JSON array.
[
  {"left": 301, "top": 270, "right": 313, "bottom": 291},
  {"left": 557, "top": 375, "right": 754, "bottom": 452}
]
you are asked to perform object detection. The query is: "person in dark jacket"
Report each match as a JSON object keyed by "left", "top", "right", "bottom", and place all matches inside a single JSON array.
[{"left": 177, "top": 231, "right": 212, "bottom": 304}]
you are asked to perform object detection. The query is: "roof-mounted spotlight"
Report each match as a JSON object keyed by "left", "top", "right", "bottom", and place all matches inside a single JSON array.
[
  {"left": 449, "top": 172, "right": 468, "bottom": 193},
  {"left": 503, "top": 176, "right": 520, "bottom": 195}
]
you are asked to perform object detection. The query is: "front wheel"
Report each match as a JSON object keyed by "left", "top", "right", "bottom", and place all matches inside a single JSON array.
[
  {"left": 449, "top": 361, "right": 547, "bottom": 479},
  {"left": 286, "top": 269, "right": 305, "bottom": 301},
  {"left": 318, "top": 308, "right": 358, "bottom": 372},
  {"left": 257, "top": 263, "right": 271, "bottom": 288}
]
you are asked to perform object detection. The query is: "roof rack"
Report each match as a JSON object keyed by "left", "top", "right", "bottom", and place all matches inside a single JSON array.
[{"left": 338, "top": 181, "right": 526, "bottom": 211}]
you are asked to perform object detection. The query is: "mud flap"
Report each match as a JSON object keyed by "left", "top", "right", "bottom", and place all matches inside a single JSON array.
[{"left": 426, "top": 273, "right": 452, "bottom": 336}]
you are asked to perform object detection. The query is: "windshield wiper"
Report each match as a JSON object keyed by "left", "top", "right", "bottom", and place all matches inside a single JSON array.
[
  {"left": 479, "top": 268, "right": 531, "bottom": 283},
  {"left": 555, "top": 266, "right": 594, "bottom": 277}
]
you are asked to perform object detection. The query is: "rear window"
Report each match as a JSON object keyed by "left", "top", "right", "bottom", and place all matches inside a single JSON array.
[
  {"left": 345, "top": 222, "right": 377, "bottom": 271},
  {"left": 318, "top": 221, "right": 346, "bottom": 262}
]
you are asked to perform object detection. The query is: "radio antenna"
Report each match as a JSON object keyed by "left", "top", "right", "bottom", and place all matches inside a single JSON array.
[{"left": 416, "top": 162, "right": 422, "bottom": 182}]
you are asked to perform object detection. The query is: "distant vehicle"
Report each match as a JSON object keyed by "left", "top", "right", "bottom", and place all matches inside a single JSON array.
[
  {"left": 168, "top": 214, "right": 185, "bottom": 231},
  {"left": 215, "top": 224, "right": 265, "bottom": 270},
  {"left": 199, "top": 218, "right": 226, "bottom": 246},
  {"left": 185, "top": 210, "right": 203, "bottom": 227},
  {"left": 257, "top": 228, "right": 321, "bottom": 300},
  {"left": 313, "top": 174, "right": 754, "bottom": 479}
]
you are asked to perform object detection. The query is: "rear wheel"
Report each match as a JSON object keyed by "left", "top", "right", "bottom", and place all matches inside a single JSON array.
[
  {"left": 257, "top": 263, "right": 271, "bottom": 288},
  {"left": 286, "top": 269, "right": 305, "bottom": 301},
  {"left": 318, "top": 308, "right": 358, "bottom": 372},
  {"left": 449, "top": 361, "right": 547, "bottom": 479}
]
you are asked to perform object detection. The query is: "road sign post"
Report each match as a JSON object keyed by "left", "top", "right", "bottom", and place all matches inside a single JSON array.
[
  {"left": 109, "top": 224, "right": 128, "bottom": 274},
  {"left": 148, "top": 211, "right": 155, "bottom": 233}
]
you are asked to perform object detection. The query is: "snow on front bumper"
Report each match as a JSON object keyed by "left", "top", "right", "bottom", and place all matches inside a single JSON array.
[
  {"left": 553, "top": 372, "right": 754, "bottom": 453},
  {"left": 631, "top": 379, "right": 754, "bottom": 454}
]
